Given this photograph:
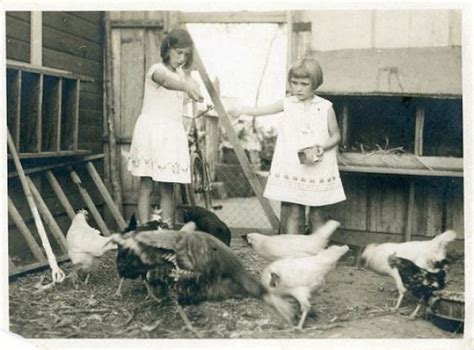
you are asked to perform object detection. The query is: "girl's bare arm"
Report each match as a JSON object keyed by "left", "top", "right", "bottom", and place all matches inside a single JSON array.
[
  {"left": 230, "top": 101, "right": 283, "bottom": 117},
  {"left": 321, "top": 107, "right": 342, "bottom": 151},
  {"left": 152, "top": 69, "right": 203, "bottom": 102}
]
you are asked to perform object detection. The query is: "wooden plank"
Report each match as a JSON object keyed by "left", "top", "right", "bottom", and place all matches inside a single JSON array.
[
  {"left": 179, "top": 11, "right": 286, "bottom": 23},
  {"left": 42, "top": 48, "right": 101, "bottom": 80},
  {"left": 61, "top": 79, "right": 78, "bottom": 151},
  {"left": 9, "top": 254, "right": 70, "bottom": 277},
  {"left": 30, "top": 12, "right": 42, "bottom": 65},
  {"left": 42, "top": 26, "right": 103, "bottom": 63},
  {"left": 69, "top": 168, "right": 111, "bottom": 236},
  {"left": 6, "top": 38, "right": 30, "bottom": 65},
  {"left": 42, "top": 12, "right": 102, "bottom": 44},
  {"left": 6, "top": 69, "right": 21, "bottom": 147},
  {"left": 445, "top": 178, "right": 464, "bottom": 238},
  {"left": 190, "top": 33, "right": 280, "bottom": 232},
  {"left": 27, "top": 177, "right": 69, "bottom": 252},
  {"left": 19, "top": 72, "right": 41, "bottom": 153},
  {"left": 8, "top": 150, "right": 91, "bottom": 160},
  {"left": 286, "top": 10, "right": 293, "bottom": 70},
  {"left": 73, "top": 80, "right": 80, "bottom": 149},
  {"left": 110, "top": 19, "right": 164, "bottom": 28},
  {"left": 8, "top": 196, "right": 47, "bottom": 262},
  {"left": 414, "top": 105, "right": 425, "bottom": 156},
  {"left": 66, "top": 11, "right": 103, "bottom": 25},
  {"left": 45, "top": 170, "right": 76, "bottom": 220},
  {"left": 86, "top": 162, "right": 127, "bottom": 230},
  {"left": 412, "top": 178, "right": 444, "bottom": 237},
  {"left": 56, "top": 78, "right": 63, "bottom": 151},
  {"left": 6, "top": 15, "right": 30, "bottom": 41},
  {"left": 144, "top": 28, "right": 164, "bottom": 72},
  {"left": 339, "top": 165, "right": 463, "bottom": 178},
  {"left": 7, "top": 11, "right": 31, "bottom": 22},
  {"left": 7, "top": 60, "right": 95, "bottom": 82}
]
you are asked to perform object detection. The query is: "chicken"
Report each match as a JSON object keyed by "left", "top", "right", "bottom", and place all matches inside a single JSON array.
[
  {"left": 114, "top": 213, "right": 171, "bottom": 297},
  {"left": 242, "top": 220, "right": 341, "bottom": 261},
  {"left": 179, "top": 205, "right": 231, "bottom": 246},
  {"left": 109, "top": 228, "right": 293, "bottom": 334},
  {"left": 359, "top": 230, "right": 456, "bottom": 309},
  {"left": 387, "top": 254, "right": 448, "bottom": 318},
  {"left": 66, "top": 209, "right": 117, "bottom": 286},
  {"left": 261, "top": 245, "right": 350, "bottom": 329}
]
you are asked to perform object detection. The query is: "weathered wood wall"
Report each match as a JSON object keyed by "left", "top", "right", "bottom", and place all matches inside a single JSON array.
[{"left": 7, "top": 11, "right": 107, "bottom": 266}]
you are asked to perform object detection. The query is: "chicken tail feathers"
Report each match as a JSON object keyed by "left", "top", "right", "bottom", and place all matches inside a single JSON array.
[
  {"left": 263, "top": 293, "right": 294, "bottom": 326},
  {"left": 310, "top": 220, "right": 341, "bottom": 240}
]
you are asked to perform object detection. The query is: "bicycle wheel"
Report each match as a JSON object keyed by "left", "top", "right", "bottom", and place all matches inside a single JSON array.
[{"left": 187, "top": 154, "right": 212, "bottom": 209}]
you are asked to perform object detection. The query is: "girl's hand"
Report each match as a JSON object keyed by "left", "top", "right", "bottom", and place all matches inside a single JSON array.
[
  {"left": 185, "top": 79, "right": 204, "bottom": 102},
  {"left": 314, "top": 145, "right": 324, "bottom": 162}
]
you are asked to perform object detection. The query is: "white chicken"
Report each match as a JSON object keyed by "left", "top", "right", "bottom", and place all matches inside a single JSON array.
[
  {"left": 66, "top": 209, "right": 117, "bottom": 286},
  {"left": 359, "top": 230, "right": 457, "bottom": 309},
  {"left": 261, "top": 245, "right": 350, "bottom": 329},
  {"left": 242, "top": 220, "right": 340, "bottom": 261}
]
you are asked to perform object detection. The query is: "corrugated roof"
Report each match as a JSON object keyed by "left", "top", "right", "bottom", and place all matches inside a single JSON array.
[{"left": 311, "top": 47, "right": 462, "bottom": 97}]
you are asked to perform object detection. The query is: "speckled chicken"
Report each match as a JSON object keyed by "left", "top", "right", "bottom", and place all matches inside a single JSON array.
[
  {"left": 66, "top": 209, "right": 117, "bottom": 287},
  {"left": 109, "top": 228, "right": 293, "bottom": 334},
  {"left": 261, "top": 245, "right": 350, "bottom": 329},
  {"left": 114, "top": 213, "right": 171, "bottom": 297},
  {"left": 179, "top": 205, "right": 231, "bottom": 246},
  {"left": 242, "top": 220, "right": 341, "bottom": 261},
  {"left": 388, "top": 254, "right": 448, "bottom": 318}
]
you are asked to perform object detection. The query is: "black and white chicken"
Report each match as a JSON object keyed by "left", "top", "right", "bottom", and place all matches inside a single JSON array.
[
  {"left": 109, "top": 227, "right": 292, "bottom": 334},
  {"left": 114, "top": 214, "right": 171, "bottom": 297},
  {"left": 387, "top": 254, "right": 448, "bottom": 318},
  {"left": 179, "top": 205, "right": 231, "bottom": 246}
]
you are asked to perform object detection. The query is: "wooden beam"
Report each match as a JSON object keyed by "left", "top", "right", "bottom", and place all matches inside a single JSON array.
[
  {"left": 8, "top": 153, "right": 104, "bottom": 178},
  {"left": 69, "top": 167, "right": 111, "bottom": 236},
  {"left": 415, "top": 105, "right": 425, "bottom": 156},
  {"left": 338, "top": 165, "right": 462, "bottom": 177},
  {"left": 36, "top": 74, "right": 43, "bottom": 152},
  {"left": 109, "top": 19, "right": 164, "bottom": 28},
  {"left": 56, "top": 78, "right": 63, "bottom": 152},
  {"left": 8, "top": 196, "right": 47, "bottom": 262},
  {"left": 7, "top": 60, "right": 95, "bottom": 82},
  {"left": 45, "top": 170, "right": 76, "bottom": 220},
  {"left": 86, "top": 161, "right": 127, "bottom": 231},
  {"left": 286, "top": 10, "right": 293, "bottom": 72},
  {"left": 27, "top": 176, "right": 69, "bottom": 252},
  {"left": 189, "top": 29, "right": 280, "bottom": 232},
  {"left": 179, "top": 11, "right": 286, "bottom": 24},
  {"left": 30, "top": 12, "right": 42, "bottom": 65},
  {"left": 341, "top": 101, "right": 349, "bottom": 147},
  {"left": 73, "top": 80, "right": 80, "bottom": 150},
  {"left": 7, "top": 149, "right": 91, "bottom": 159}
]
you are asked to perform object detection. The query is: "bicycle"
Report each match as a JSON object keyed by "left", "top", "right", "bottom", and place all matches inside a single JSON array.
[{"left": 183, "top": 104, "right": 221, "bottom": 210}]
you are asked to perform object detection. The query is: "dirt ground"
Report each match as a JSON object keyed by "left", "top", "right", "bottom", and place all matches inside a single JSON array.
[{"left": 8, "top": 232, "right": 464, "bottom": 339}]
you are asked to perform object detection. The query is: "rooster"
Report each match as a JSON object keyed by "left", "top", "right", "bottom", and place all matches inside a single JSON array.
[
  {"left": 261, "top": 245, "right": 350, "bottom": 329},
  {"left": 387, "top": 254, "right": 448, "bottom": 318},
  {"left": 109, "top": 228, "right": 293, "bottom": 334},
  {"left": 359, "top": 230, "right": 456, "bottom": 309},
  {"left": 179, "top": 205, "right": 231, "bottom": 246},
  {"left": 66, "top": 209, "right": 117, "bottom": 287},
  {"left": 242, "top": 220, "right": 340, "bottom": 261}
]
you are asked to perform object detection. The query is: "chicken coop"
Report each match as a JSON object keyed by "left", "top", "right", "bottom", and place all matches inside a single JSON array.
[{"left": 4, "top": 8, "right": 468, "bottom": 341}]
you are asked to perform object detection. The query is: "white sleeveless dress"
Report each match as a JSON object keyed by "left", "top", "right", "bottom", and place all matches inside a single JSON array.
[
  {"left": 263, "top": 95, "right": 346, "bottom": 206},
  {"left": 128, "top": 63, "right": 191, "bottom": 183}
]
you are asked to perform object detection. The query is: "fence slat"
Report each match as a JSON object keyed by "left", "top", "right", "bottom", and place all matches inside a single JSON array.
[
  {"left": 69, "top": 167, "right": 111, "bottom": 236},
  {"left": 9, "top": 254, "right": 70, "bottom": 276},
  {"left": 46, "top": 170, "right": 76, "bottom": 219},
  {"left": 27, "top": 176, "right": 69, "bottom": 252},
  {"left": 86, "top": 161, "right": 127, "bottom": 230},
  {"left": 8, "top": 196, "right": 47, "bottom": 262}
]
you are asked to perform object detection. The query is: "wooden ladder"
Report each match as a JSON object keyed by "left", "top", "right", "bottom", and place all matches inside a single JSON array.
[{"left": 8, "top": 154, "right": 127, "bottom": 277}]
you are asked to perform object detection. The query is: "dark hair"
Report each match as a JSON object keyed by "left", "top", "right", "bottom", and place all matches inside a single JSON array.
[
  {"left": 160, "top": 29, "right": 194, "bottom": 69},
  {"left": 288, "top": 58, "right": 324, "bottom": 90}
]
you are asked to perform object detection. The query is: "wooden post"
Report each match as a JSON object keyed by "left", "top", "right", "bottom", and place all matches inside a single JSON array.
[
  {"left": 341, "top": 101, "right": 349, "bottom": 148},
  {"left": 415, "top": 106, "right": 425, "bottom": 156},
  {"left": 8, "top": 197, "right": 47, "bottom": 262},
  {"left": 286, "top": 10, "right": 293, "bottom": 71},
  {"left": 30, "top": 12, "right": 42, "bottom": 65},
  {"left": 189, "top": 33, "right": 280, "bottom": 232},
  {"left": 104, "top": 12, "right": 124, "bottom": 215}
]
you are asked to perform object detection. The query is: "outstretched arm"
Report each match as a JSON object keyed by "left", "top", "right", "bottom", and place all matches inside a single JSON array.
[
  {"left": 229, "top": 101, "right": 283, "bottom": 118},
  {"left": 152, "top": 68, "right": 203, "bottom": 102}
]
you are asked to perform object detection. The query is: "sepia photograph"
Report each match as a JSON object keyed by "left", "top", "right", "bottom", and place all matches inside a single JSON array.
[{"left": 1, "top": 1, "right": 472, "bottom": 349}]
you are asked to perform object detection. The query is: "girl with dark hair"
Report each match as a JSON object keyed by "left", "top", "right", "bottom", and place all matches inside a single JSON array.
[{"left": 128, "top": 28, "right": 203, "bottom": 227}]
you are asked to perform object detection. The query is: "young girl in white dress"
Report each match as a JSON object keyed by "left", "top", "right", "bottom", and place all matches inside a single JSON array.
[
  {"left": 230, "top": 58, "right": 346, "bottom": 234},
  {"left": 128, "top": 29, "right": 203, "bottom": 226}
]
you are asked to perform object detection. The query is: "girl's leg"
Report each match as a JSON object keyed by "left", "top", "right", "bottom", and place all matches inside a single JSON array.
[
  {"left": 159, "top": 182, "right": 175, "bottom": 228},
  {"left": 286, "top": 202, "right": 305, "bottom": 234},
  {"left": 137, "top": 176, "right": 154, "bottom": 224},
  {"left": 308, "top": 206, "right": 327, "bottom": 233}
]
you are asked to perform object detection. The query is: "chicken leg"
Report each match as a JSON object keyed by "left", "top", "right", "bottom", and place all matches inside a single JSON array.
[
  {"left": 114, "top": 277, "right": 125, "bottom": 297},
  {"left": 408, "top": 304, "right": 422, "bottom": 319}
]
